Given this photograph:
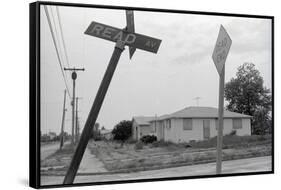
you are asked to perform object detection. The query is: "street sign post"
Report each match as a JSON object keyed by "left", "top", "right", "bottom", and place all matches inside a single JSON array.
[
  {"left": 126, "top": 10, "right": 136, "bottom": 59},
  {"left": 212, "top": 25, "right": 232, "bottom": 174},
  {"left": 63, "top": 19, "right": 162, "bottom": 184}
]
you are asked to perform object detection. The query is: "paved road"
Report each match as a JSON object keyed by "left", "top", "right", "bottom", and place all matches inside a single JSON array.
[
  {"left": 41, "top": 143, "right": 60, "bottom": 160},
  {"left": 41, "top": 141, "right": 70, "bottom": 160},
  {"left": 41, "top": 156, "right": 272, "bottom": 186}
]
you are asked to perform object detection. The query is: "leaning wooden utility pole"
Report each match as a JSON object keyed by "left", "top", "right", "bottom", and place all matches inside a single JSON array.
[
  {"left": 64, "top": 67, "right": 85, "bottom": 144},
  {"left": 63, "top": 10, "right": 161, "bottom": 184},
  {"left": 60, "top": 89, "right": 67, "bottom": 149},
  {"left": 212, "top": 25, "right": 232, "bottom": 174}
]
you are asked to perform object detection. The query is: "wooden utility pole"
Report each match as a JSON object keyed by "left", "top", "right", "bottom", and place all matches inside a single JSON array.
[
  {"left": 75, "top": 97, "right": 80, "bottom": 143},
  {"left": 64, "top": 68, "right": 85, "bottom": 144},
  {"left": 60, "top": 89, "right": 67, "bottom": 149}
]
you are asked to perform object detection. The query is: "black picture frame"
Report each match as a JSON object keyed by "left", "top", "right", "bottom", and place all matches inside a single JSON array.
[{"left": 30, "top": 1, "right": 274, "bottom": 188}]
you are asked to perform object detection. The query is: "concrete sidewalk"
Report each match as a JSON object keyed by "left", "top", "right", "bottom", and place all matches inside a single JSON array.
[
  {"left": 78, "top": 147, "right": 107, "bottom": 173},
  {"left": 41, "top": 156, "right": 272, "bottom": 186}
]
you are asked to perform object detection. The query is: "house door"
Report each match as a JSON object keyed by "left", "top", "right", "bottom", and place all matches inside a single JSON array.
[
  {"left": 203, "top": 120, "right": 210, "bottom": 140},
  {"left": 161, "top": 125, "right": 164, "bottom": 140}
]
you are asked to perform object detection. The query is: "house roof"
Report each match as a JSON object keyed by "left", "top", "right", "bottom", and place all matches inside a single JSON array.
[
  {"left": 133, "top": 107, "right": 252, "bottom": 126},
  {"left": 153, "top": 107, "right": 252, "bottom": 121},
  {"left": 133, "top": 116, "right": 155, "bottom": 125},
  {"left": 100, "top": 129, "right": 112, "bottom": 135}
]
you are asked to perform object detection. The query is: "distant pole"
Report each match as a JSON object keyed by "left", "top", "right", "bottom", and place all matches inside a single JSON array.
[
  {"left": 75, "top": 97, "right": 79, "bottom": 143},
  {"left": 216, "top": 66, "right": 225, "bottom": 174},
  {"left": 77, "top": 118, "right": 80, "bottom": 138},
  {"left": 63, "top": 40, "right": 125, "bottom": 184},
  {"left": 60, "top": 89, "right": 67, "bottom": 149},
  {"left": 64, "top": 67, "right": 85, "bottom": 144},
  {"left": 155, "top": 114, "right": 157, "bottom": 133},
  {"left": 71, "top": 72, "right": 76, "bottom": 144}
]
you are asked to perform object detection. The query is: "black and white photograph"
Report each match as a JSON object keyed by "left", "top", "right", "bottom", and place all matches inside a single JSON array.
[{"left": 29, "top": 1, "right": 273, "bottom": 188}]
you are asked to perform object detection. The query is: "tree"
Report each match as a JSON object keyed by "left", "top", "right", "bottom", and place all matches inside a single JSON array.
[
  {"left": 225, "top": 63, "right": 272, "bottom": 135},
  {"left": 112, "top": 120, "right": 132, "bottom": 144}
]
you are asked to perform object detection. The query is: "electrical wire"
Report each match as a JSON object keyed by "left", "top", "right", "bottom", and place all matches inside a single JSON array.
[
  {"left": 43, "top": 5, "right": 71, "bottom": 98},
  {"left": 56, "top": 6, "right": 71, "bottom": 68}
]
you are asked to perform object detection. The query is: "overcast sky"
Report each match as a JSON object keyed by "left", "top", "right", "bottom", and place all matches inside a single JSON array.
[{"left": 40, "top": 5, "right": 272, "bottom": 134}]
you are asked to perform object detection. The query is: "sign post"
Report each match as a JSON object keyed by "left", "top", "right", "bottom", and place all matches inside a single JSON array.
[
  {"left": 212, "top": 25, "right": 232, "bottom": 174},
  {"left": 63, "top": 18, "right": 161, "bottom": 184},
  {"left": 126, "top": 10, "right": 136, "bottom": 59}
]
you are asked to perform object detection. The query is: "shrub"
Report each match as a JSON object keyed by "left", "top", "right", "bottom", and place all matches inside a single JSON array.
[
  {"left": 134, "top": 141, "right": 144, "bottom": 150},
  {"left": 140, "top": 135, "right": 157, "bottom": 144},
  {"left": 112, "top": 120, "right": 132, "bottom": 143},
  {"left": 228, "top": 130, "right": 237, "bottom": 136}
]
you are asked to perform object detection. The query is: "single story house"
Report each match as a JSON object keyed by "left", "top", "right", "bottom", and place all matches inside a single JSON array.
[
  {"left": 100, "top": 129, "right": 113, "bottom": 140},
  {"left": 132, "top": 116, "right": 157, "bottom": 140},
  {"left": 132, "top": 107, "right": 252, "bottom": 143}
]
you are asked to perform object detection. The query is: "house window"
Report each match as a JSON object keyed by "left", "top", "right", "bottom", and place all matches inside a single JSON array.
[
  {"left": 203, "top": 120, "right": 210, "bottom": 128},
  {"left": 215, "top": 119, "right": 218, "bottom": 130},
  {"left": 166, "top": 119, "right": 171, "bottom": 130},
  {"left": 183, "top": 119, "right": 192, "bottom": 130},
  {"left": 233, "top": 118, "right": 242, "bottom": 129}
]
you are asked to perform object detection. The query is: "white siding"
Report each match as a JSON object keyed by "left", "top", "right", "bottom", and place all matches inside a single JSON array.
[{"left": 162, "top": 118, "right": 251, "bottom": 143}]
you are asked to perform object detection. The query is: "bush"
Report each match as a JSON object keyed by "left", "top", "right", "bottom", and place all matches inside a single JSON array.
[
  {"left": 134, "top": 141, "right": 144, "bottom": 150},
  {"left": 140, "top": 135, "right": 157, "bottom": 144},
  {"left": 228, "top": 130, "right": 237, "bottom": 136},
  {"left": 112, "top": 120, "right": 132, "bottom": 142}
]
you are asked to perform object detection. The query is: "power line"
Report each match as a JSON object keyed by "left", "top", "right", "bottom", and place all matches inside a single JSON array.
[
  {"left": 49, "top": 6, "right": 72, "bottom": 97},
  {"left": 56, "top": 6, "right": 71, "bottom": 68},
  {"left": 43, "top": 5, "right": 71, "bottom": 98},
  {"left": 50, "top": 6, "right": 72, "bottom": 93}
]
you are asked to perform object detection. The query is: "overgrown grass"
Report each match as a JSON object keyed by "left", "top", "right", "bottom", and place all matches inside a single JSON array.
[
  {"left": 85, "top": 135, "right": 272, "bottom": 173},
  {"left": 189, "top": 134, "right": 272, "bottom": 149}
]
